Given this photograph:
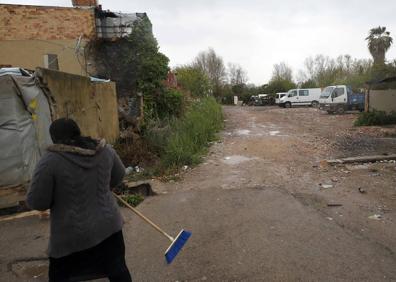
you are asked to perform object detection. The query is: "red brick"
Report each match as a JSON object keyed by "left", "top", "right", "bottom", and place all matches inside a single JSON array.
[
  {"left": 0, "top": 4, "right": 96, "bottom": 40},
  {"left": 72, "top": 0, "right": 97, "bottom": 7}
]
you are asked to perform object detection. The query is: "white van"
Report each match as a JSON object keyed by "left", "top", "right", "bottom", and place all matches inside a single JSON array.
[
  {"left": 275, "top": 92, "right": 287, "bottom": 104},
  {"left": 279, "top": 88, "right": 321, "bottom": 108}
]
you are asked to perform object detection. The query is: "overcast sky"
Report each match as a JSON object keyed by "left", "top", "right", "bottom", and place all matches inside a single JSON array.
[{"left": 3, "top": 0, "right": 396, "bottom": 84}]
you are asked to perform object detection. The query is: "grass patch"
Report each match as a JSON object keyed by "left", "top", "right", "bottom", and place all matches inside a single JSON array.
[
  {"left": 121, "top": 194, "right": 144, "bottom": 207},
  {"left": 144, "top": 97, "right": 223, "bottom": 170},
  {"left": 163, "top": 97, "right": 223, "bottom": 167},
  {"left": 354, "top": 110, "right": 396, "bottom": 126}
]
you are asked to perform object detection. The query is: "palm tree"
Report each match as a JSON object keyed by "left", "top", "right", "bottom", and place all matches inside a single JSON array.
[{"left": 366, "top": 26, "right": 393, "bottom": 65}]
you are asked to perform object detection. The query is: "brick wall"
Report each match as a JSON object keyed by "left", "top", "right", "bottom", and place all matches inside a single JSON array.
[
  {"left": 72, "top": 0, "right": 98, "bottom": 7},
  {"left": 0, "top": 4, "right": 96, "bottom": 40}
]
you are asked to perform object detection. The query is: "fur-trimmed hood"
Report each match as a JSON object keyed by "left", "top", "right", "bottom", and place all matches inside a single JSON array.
[{"left": 46, "top": 139, "right": 107, "bottom": 169}]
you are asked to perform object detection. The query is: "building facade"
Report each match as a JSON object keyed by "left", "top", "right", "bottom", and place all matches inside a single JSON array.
[
  {"left": 0, "top": 0, "right": 145, "bottom": 76},
  {"left": 0, "top": 1, "right": 97, "bottom": 75}
]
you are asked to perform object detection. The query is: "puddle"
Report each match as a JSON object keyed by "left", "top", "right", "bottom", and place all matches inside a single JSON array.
[
  {"left": 345, "top": 164, "right": 370, "bottom": 170},
  {"left": 269, "top": 130, "right": 280, "bottom": 136},
  {"left": 233, "top": 126, "right": 288, "bottom": 138},
  {"left": 222, "top": 155, "right": 257, "bottom": 165},
  {"left": 236, "top": 129, "right": 251, "bottom": 136}
]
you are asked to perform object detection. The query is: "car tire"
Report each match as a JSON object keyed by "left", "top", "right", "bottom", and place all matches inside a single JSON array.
[
  {"left": 285, "top": 102, "right": 291, "bottom": 108},
  {"left": 337, "top": 107, "right": 345, "bottom": 114},
  {"left": 311, "top": 101, "right": 319, "bottom": 107}
]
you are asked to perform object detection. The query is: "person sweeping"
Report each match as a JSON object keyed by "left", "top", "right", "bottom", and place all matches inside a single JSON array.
[{"left": 26, "top": 118, "right": 132, "bottom": 282}]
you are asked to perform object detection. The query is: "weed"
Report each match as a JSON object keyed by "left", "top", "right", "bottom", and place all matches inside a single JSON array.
[
  {"left": 354, "top": 110, "right": 396, "bottom": 126},
  {"left": 162, "top": 97, "right": 223, "bottom": 167},
  {"left": 121, "top": 194, "right": 145, "bottom": 207},
  {"left": 124, "top": 169, "right": 155, "bottom": 182},
  {"left": 120, "top": 97, "right": 223, "bottom": 180}
]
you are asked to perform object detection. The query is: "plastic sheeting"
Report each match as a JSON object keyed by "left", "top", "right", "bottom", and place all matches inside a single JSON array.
[
  {"left": 96, "top": 12, "right": 140, "bottom": 39},
  {"left": 0, "top": 67, "right": 32, "bottom": 77},
  {"left": 0, "top": 75, "right": 52, "bottom": 187}
]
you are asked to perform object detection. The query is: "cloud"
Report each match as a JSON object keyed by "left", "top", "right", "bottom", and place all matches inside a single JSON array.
[{"left": 2, "top": 0, "right": 396, "bottom": 84}]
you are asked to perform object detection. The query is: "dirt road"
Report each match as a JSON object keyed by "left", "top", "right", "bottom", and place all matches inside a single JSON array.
[{"left": 1, "top": 106, "right": 396, "bottom": 281}]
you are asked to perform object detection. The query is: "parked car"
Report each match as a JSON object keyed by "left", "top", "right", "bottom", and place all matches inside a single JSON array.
[
  {"left": 319, "top": 85, "right": 365, "bottom": 114},
  {"left": 247, "top": 95, "right": 261, "bottom": 106},
  {"left": 279, "top": 88, "right": 321, "bottom": 108},
  {"left": 275, "top": 92, "right": 287, "bottom": 104},
  {"left": 258, "top": 94, "right": 275, "bottom": 106},
  {"left": 248, "top": 94, "right": 275, "bottom": 106}
]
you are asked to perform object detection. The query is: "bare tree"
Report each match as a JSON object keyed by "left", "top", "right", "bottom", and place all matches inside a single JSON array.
[
  {"left": 228, "top": 63, "right": 248, "bottom": 85},
  {"left": 271, "top": 62, "right": 293, "bottom": 81},
  {"left": 298, "top": 54, "right": 373, "bottom": 88},
  {"left": 193, "top": 48, "right": 227, "bottom": 90},
  {"left": 304, "top": 57, "right": 315, "bottom": 78},
  {"left": 296, "top": 70, "right": 308, "bottom": 84}
]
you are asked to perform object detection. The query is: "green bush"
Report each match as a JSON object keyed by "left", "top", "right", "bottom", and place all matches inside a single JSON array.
[
  {"left": 156, "top": 88, "right": 184, "bottom": 118},
  {"left": 175, "top": 66, "right": 212, "bottom": 97},
  {"left": 354, "top": 110, "right": 396, "bottom": 126},
  {"left": 144, "top": 88, "right": 184, "bottom": 120}
]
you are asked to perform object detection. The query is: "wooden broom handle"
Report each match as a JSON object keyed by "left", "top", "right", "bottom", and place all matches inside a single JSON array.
[{"left": 113, "top": 193, "right": 174, "bottom": 242}]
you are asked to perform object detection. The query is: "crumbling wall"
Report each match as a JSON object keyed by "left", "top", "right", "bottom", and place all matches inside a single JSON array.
[
  {"left": 369, "top": 90, "right": 396, "bottom": 113},
  {"left": 36, "top": 68, "right": 119, "bottom": 142}
]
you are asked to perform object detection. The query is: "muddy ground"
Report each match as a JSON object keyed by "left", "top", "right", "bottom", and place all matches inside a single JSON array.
[{"left": 1, "top": 106, "right": 396, "bottom": 281}]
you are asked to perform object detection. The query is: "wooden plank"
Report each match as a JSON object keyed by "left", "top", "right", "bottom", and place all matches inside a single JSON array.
[
  {"left": 0, "top": 210, "right": 48, "bottom": 222},
  {"left": 0, "top": 185, "right": 26, "bottom": 209},
  {"left": 326, "top": 154, "right": 396, "bottom": 165}
]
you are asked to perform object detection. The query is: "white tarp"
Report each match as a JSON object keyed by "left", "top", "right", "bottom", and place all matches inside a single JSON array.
[
  {"left": 0, "top": 74, "right": 52, "bottom": 187},
  {"left": 0, "top": 67, "right": 32, "bottom": 77}
]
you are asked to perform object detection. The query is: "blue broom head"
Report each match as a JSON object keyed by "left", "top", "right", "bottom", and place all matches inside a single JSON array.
[{"left": 165, "top": 229, "right": 192, "bottom": 264}]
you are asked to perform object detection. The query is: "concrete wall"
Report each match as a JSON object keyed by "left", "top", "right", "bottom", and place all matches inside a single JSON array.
[
  {"left": 37, "top": 68, "right": 119, "bottom": 143},
  {"left": 0, "top": 39, "right": 90, "bottom": 76},
  {"left": 0, "top": 4, "right": 95, "bottom": 75},
  {"left": 369, "top": 90, "right": 396, "bottom": 113}
]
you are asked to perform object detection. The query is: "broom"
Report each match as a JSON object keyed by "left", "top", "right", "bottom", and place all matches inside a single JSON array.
[{"left": 113, "top": 193, "right": 191, "bottom": 264}]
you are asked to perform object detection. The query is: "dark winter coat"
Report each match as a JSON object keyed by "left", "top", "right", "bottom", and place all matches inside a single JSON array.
[{"left": 26, "top": 140, "right": 125, "bottom": 258}]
